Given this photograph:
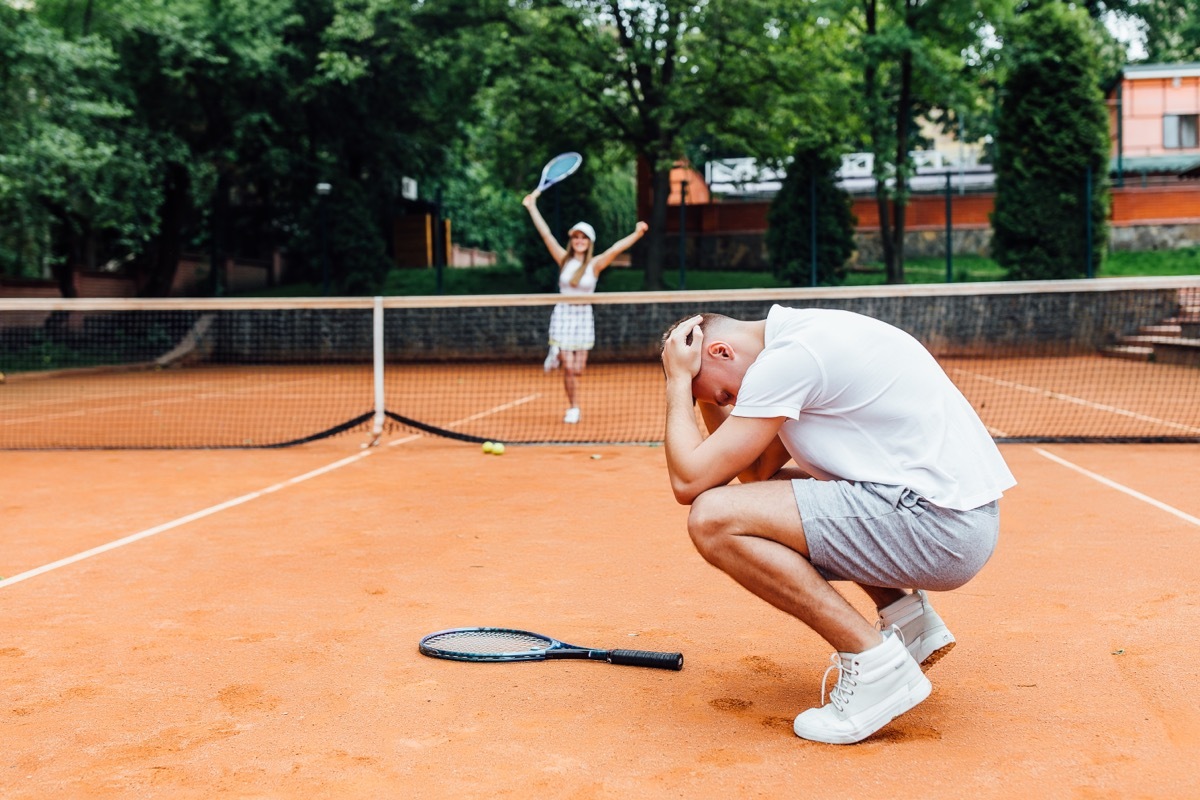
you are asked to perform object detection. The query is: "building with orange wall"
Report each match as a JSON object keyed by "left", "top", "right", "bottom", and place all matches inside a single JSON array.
[
  {"left": 638, "top": 62, "right": 1200, "bottom": 270},
  {"left": 1110, "top": 62, "right": 1200, "bottom": 179}
]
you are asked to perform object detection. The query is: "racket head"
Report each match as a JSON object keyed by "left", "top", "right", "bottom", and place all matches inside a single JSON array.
[
  {"left": 419, "top": 627, "right": 564, "bottom": 663},
  {"left": 536, "top": 152, "right": 583, "bottom": 191}
]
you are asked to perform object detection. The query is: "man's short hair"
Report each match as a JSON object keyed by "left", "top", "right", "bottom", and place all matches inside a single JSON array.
[{"left": 659, "top": 313, "right": 730, "bottom": 356}]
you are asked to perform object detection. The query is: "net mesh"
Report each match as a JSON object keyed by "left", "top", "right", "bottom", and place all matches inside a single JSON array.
[{"left": 2, "top": 277, "right": 1198, "bottom": 449}]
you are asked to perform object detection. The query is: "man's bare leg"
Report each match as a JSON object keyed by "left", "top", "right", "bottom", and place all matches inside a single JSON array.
[
  {"left": 560, "top": 350, "right": 584, "bottom": 408},
  {"left": 858, "top": 584, "right": 909, "bottom": 610},
  {"left": 686, "top": 480, "right": 881, "bottom": 654},
  {"left": 689, "top": 479, "right": 933, "bottom": 744}
]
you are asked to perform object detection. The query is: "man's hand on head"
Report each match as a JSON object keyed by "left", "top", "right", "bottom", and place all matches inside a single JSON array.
[{"left": 662, "top": 315, "right": 704, "bottom": 382}]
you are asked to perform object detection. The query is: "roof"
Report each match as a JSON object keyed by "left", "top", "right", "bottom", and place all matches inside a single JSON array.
[
  {"left": 1112, "top": 154, "right": 1200, "bottom": 175},
  {"left": 1121, "top": 62, "right": 1200, "bottom": 80}
]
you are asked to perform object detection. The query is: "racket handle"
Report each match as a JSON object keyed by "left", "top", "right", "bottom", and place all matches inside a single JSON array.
[{"left": 608, "top": 649, "right": 684, "bottom": 671}]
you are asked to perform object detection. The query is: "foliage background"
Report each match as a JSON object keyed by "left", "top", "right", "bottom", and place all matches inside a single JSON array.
[{"left": 1, "top": 0, "right": 1193, "bottom": 295}]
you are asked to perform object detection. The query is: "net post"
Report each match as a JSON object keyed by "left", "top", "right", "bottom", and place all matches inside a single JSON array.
[{"left": 370, "top": 295, "right": 385, "bottom": 445}]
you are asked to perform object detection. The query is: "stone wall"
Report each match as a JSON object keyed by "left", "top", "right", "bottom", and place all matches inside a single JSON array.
[{"left": 205, "top": 289, "right": 1179, "bottom": 364}]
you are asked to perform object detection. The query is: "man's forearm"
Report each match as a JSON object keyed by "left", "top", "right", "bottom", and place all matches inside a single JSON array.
[
  {"left": 665, "top": 377, "right": 703, "bottom": 457},
  {"left": 664, "top": 376, "right": 706, "bottom": 501}
]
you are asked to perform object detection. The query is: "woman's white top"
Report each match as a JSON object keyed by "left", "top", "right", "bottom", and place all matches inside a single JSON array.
[{"left": 558, "top": 258, "right": 598, "bottom": 295}]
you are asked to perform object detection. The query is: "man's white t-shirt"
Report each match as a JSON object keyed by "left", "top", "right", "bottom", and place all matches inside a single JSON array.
[{"left": 730, "top": 305, "right": 1016, "bottom": 510}]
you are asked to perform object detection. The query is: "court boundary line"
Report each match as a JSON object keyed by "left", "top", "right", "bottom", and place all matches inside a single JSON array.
[
  {"left": 0, "top": 449, "right": 387, "bottom": 590},
  {"left": 0, "top": 390, "right": 538, "bottom": 590},
  {"left": 1034, "top": 447, "right": 1200, "bottom": 527},
  {"left": 949, "top": 368, "right": 1200, "bottom": 436}
]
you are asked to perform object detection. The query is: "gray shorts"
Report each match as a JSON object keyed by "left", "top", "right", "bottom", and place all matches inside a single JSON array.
[{"left": 791, "top": 480, "right": 999, "bottom": 591}]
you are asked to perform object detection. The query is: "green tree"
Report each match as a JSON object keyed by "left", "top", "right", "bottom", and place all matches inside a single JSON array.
[
  {"left": 992, "top": 2, "right": 1110, "bottom": 281},
  {"left": 107, "top": 0, "right": 303, "bottom": 294},
  {"left": 294, "top": 0, "right": 496, "bottom": 293},
  {"left": 766, "top": 143, "right": 857, "bottom": 287},
  {"left": 442, "top": 72, "right": 608, "bottom": 289},
  {"left": 484, "top": 0, "right": 836, "bottom": 289},
  {"left": 0, "top": 3, "right": 158, "bottom": 291},
  {"left": 846, "top": 0, "right": 1007, "bottom": 284},
  {"left": 1121, "top": 0, "right": 1200, "bottom": 62}
]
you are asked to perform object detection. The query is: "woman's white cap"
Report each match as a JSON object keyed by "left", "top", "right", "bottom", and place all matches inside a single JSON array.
[{"left": 568, "top": 221, "right": 596, "bottom": 242}]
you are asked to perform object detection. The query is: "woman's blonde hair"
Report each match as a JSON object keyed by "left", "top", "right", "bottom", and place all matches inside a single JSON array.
[{"left": 562, "top": 231, "right": 595, "bottom": 287}]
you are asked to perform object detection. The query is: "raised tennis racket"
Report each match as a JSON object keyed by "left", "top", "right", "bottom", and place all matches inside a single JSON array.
[
  {"left": 420, "top": 627, "right": 683, "bottom": 670},
  {"left": 534, "top": 152, "right": 583, "bottom": 193}
]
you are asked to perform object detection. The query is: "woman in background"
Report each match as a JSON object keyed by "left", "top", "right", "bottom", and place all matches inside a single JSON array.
[{"left": 522, "top": 190, "right": 648, "bottom": 424}]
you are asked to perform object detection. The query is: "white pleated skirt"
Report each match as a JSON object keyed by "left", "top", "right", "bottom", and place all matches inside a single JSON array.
[{"left": 547, "top": 303, "right": 595, "bottom": 350}]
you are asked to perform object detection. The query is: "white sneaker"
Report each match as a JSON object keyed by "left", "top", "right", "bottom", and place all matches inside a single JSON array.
[
  {"left": 878, "top": 590, "right": 955, "bottom": 671},
  {"left": 793, "top": 629, "right": 931, "bottom": 745},
  {"left": 543, "top": 346, "right": 560, "bottom": 372},
  {"left": 563, "top": 407, "right": 580, "bottom": 424}
]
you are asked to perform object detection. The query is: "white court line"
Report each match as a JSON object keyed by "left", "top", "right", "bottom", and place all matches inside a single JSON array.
[
  {"left": 0, "top": 396, "right": 535, "bottom": 590},
  {"left": 1034, "top": 447, "right": 1200, "bottom": 527},
  {"left": 450, "top": 394, "right": 539, "bottom": 426},
  {"left": 384, "top": 393, "right": 540, "bottom": 445},
  {"left": 0, "top": 451, "right": 374, "bottom": 590},
  {"left": 949, "top": 369, "right": 1200, "bottom": 436}
]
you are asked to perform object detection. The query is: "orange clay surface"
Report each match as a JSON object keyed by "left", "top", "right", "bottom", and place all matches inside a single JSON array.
[{"left": 2, "top": 438, "right": 1199, "bottom": 798}]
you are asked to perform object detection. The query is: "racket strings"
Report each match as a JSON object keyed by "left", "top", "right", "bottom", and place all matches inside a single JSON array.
[
  {"left": 426, "top": 629, "right": 553, "bottom": 656},
  {"left": 545, "top": 162, "right": 577, "bottom": 181},
  {"left": 539, "top": 153, "right": 582, "bottom": 188}
]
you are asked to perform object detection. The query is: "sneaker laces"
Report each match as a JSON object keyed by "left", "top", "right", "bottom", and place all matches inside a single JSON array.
[{"left": 819, "top": 653, "right": 859, "bottom": 712}]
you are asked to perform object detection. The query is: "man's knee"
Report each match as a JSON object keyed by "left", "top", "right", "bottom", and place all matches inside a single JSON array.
[{"left": 687, "top": 489, "right": 733, "bottom": 561}]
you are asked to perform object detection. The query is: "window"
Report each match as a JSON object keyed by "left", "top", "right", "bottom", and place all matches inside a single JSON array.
[{"left": 1164, "top": 114, "right": 1199, "bottom": 149}]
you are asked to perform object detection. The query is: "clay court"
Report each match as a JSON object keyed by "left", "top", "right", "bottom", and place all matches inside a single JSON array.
[{"left": 2, "top": 435, "right": 1197, "bottom": 798}]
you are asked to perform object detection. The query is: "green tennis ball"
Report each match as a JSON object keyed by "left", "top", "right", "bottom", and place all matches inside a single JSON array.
[
  {"left": 482, "top": 441, "right": 495, "bottom": 454},
  {"left": 492, "top": 442, "right": 506, "bottom": 455}
]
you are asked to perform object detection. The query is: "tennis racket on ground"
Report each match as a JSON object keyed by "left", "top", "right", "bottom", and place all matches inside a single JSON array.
[
  {"left": 534, "top": 152, "right": 583, "bottom": 193},
  {"left": 420, "top": 627, "right": 683, "bottom": 670}
]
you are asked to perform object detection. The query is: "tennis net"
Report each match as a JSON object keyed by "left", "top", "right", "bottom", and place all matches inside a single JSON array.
[{"left": 2, "top": 276, "right": 1198, "bottom": 448}]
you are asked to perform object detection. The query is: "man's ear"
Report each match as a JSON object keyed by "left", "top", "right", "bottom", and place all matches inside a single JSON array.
[{"left": 707, "top": 341, "right": 734, "bottom": 360}]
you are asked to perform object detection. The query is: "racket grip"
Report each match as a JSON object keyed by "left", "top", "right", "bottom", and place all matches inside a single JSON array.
[{"left": 608, "top": 649, "right": 684, "bottom": 671}]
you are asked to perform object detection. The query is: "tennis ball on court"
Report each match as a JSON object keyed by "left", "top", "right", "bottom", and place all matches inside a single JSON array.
[
  {"left": 492, "top": 442, "right": 506, "bottom": 455},
  {"left": 482, "top": 441, "right": 496, "bottom": 454}
]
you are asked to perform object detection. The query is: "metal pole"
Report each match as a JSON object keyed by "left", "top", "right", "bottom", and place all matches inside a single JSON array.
[
  {"left": 1085, "top": 166, "right": 1094, "bottom": 279},
  {"left": 371, "top": 295, "right": 385, "bottom": 445},
  {"left": 809, "top": 174, "right": 818, "bottom": 287},
  {"left": 316, "top": 182, "right": 331, "bottom": 296},
  {"left": 945, "top": 171, "right": 953, "bottom": 283},
  {"left": 679, "top": 179, "right": 687, "bottom": 290},
  {"left": 320, "top": 206, "right": 329, "bottom": 296},
  {"left": 435, "top": 188, "right": 444, "bottom": 295},
  {"left": 1116, "top": 80, "right": 1124, "bottom": 188},
  {"left": 212, "top": 173, "right": 226, "bottom": 297}
]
